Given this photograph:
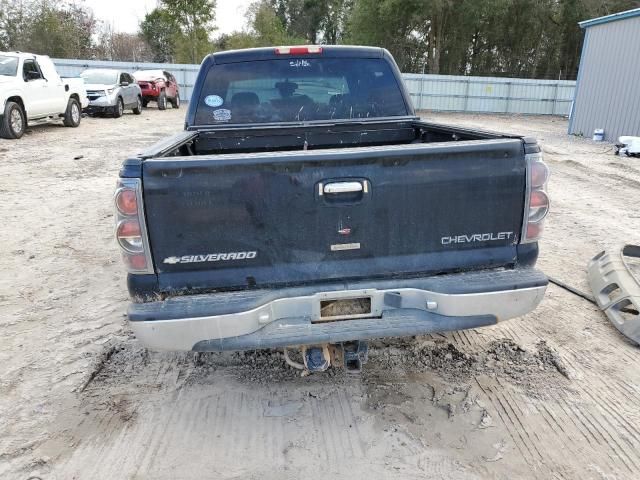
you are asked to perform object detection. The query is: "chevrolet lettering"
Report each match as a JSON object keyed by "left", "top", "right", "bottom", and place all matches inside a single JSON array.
[{"left": 441, "top": 232, "right": 515, "bottom": 245}]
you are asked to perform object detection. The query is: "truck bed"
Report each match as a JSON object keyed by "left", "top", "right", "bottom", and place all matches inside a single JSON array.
[
  {"left": 137, "top": 118, "right": 513, "bottom": 157},
  {"left": 124, "top": 119, "right": 534, "bottom": 297}
]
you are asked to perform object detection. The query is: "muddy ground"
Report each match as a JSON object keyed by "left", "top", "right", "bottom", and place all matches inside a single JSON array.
[{"left": 1, "top": 108, "right": 639, "bottom": 480}]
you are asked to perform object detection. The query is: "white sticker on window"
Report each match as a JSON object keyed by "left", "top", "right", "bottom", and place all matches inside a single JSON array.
[
  {"left": 204, "top": 95, "right": 224, "bottom": 107},
  {"left": 213, "top": 109, "right": 232, "bottom": 122},
  {"left": 289, "top": 59, "right": 310, "bottom": 68}
]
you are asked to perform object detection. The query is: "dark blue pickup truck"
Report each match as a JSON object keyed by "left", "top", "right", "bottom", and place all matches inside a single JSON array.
[{"left": 114, "top": 46, "right": 549, "bottom": 372}]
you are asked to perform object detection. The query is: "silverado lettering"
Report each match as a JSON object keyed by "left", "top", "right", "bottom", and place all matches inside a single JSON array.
[{"left": 163, "top": 251, "right": 257, "bottom": 264}]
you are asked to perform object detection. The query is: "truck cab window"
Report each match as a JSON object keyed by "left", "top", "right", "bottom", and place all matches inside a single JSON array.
[
  {"left": 196, "top": 57, "right": 409, "bottom": 125},
  {"left": 23, "top": 60, "right": 42, "bottom": 81}
]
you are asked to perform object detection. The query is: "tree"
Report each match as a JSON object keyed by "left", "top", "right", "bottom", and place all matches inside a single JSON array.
[
  {"left": 346, "top": 0, "right": 425, "bottom": 72},
  {"left": 211, "top": 1, "right": 305, "bottom": 50},
  {"left": 260, "top": 0, "right": 352, "bottom": 44},
  {"left": 97, "top": 23, "right": 152, "bottom": 62},
  {"left": 0, "top": 0, "right": 28, "bottom": 51},
  {"left": 140, "top": 8, "right": 180, "bottom": 62},
  {"left": 140, "top": 0, "right": 216, "bottom": 64},
  {"left": 163, "top": 0, "right": 216, "bottom": 63},
  {"left": 320, "top": 0, "right": 352, "bottom": 44},
  {"left": 345, "top": 0, "right": 640, "bottom": 78},
  {"left": 249, "top": 1, "right": 304, "bottom": 45},
  {"left": 0, "top": 0, "right": 98, "bottom": 58}
]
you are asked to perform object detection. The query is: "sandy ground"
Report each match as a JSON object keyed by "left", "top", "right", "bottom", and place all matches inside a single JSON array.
[{"left": 1, "top": 107, "right": 639, "bottom": 480}]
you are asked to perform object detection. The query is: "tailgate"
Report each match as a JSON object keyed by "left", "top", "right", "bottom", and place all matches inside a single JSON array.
[{"left": 142, "top": 139, "right": 526, "bottom": 292}]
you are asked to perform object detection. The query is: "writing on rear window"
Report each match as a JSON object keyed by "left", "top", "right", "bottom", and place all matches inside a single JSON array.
[{"left": 289, "top": 60, "right": 310, "bottom": 68}]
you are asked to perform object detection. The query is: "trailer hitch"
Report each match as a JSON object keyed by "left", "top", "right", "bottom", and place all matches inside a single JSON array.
[
  {"left": 283, "top": 341, "right": 369, "bottom": 373},
  {"left": 340, "top": 341, "right": 369, "bottom": 374}
]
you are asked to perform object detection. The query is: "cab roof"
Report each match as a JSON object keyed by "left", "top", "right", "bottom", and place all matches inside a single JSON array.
[{"left": 0, "top": 51, "right": 44, "bottom": 60}]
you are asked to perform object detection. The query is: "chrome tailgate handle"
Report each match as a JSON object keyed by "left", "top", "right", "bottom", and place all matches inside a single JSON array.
[{"left": 323, "top": 181, "right": 363, "bottom": 194}]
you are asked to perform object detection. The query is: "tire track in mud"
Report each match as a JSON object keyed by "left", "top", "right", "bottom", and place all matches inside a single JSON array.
[
  {"left": 450, "top": 289, "right": 640, "bottom": 479},
  {"left": 474, "top": 378, "right": 544, "bottom": 476},
  {"left": 576, "top": 387, "right": 640, "bottom": 473},
  {"left": 590, "top": 381, "right": 640, "bottom": 442},
  {"left": 54, "top": 348, "right": 404, "bottom": 479},
  {"left": 476, "top": 376, "right": 629, "bottom": 479}
]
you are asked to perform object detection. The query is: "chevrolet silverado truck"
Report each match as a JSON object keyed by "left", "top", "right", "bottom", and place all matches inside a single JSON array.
[
  {"left": 115, "top": 46, "right": 550, "bottom": 372},
  {"left": 0, "top": 52, "right": 88, "bottom": 139}
]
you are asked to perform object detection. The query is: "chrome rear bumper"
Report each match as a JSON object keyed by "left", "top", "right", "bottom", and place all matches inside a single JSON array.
[{"left": 128, "top": 267, "right": 547, "bottom": 351}]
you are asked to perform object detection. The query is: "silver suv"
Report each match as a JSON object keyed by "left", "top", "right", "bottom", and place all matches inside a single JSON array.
[{"left": 80, "top": 69, "right": 142, "bottom": 117}]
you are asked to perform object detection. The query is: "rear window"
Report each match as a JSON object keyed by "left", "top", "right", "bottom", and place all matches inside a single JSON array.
[
  {"left": 195, "top": 57, "right": 408, "bottom": 125},
  {"left": 0, "top": 55, "right": 18, "bottom": 76}
]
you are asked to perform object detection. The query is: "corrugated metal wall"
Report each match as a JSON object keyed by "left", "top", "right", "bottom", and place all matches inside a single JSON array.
[
  {"left": 403, "top": 74, "right": 574, "bottom": 115},
  {"left": 569, "top": 16, "right": 640, "bottom": 141},
  {"left": 53, "top": 58, "right": 574, "bottom": 116}
]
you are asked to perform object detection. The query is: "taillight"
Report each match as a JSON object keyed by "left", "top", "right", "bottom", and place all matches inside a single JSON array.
[
  {"left": 522, "top": 151, "right": 550, "bottom": 243},
  {"left": 275, "top": 46, "right": 323, "bottom": 55},
  {"left": 115, "top": 188, "right": 137, "bottom": 215},
  {"left": 116, "top": 219, "right": 142, "bottom": 252},
  {"left": 114, "top": 178, "right": 153, "bottom": 274},
  {"left": 530, "top": 161, "right": 549, "bottom": 188}
]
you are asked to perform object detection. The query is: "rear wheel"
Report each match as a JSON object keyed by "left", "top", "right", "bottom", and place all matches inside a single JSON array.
[
  {"left": 158, "top": 91, "right": 167, "bottom": 110},
  {"left": 132, "top": 96, "right": 143, "bottom": 115},
  {"left": 0, "top": 101, "right": 26, "bottom": 139},
  {"left": 113, "top": 97, "right": 124, "bottom": 118},
  {"left": 171, "top": 93, "right": 181, "bottom": 109},
  {"left": 63, "top": 98, "right": 81, "bottom": 127}
]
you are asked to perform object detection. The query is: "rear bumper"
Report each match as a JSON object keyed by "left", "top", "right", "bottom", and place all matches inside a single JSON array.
[{"left": 128, "top": 267, "right": 548, "bottom": 351}]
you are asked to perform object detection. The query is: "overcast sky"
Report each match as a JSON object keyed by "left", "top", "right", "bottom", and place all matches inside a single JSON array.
[{"left": 84, "top": 0, "right": 253, "bottom": 35}]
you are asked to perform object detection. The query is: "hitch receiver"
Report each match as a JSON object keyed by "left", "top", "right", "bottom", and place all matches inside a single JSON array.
[{"left": 341, "top": 341, "right": 369, "bottom": 373}]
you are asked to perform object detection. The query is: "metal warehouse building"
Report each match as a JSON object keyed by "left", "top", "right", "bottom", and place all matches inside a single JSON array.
[{"left": 569, "top": 8, "right": 640, "bottom": 141}]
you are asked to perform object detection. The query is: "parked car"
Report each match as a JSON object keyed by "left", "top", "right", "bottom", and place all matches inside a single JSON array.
[
  {"left": 0, "top": 52, "right": 88, "bottom": 139},
  {"left": 80, "top": 69, "right": 142, "bottom": 117},
  {"left": 133, "top": 69, "right": 180, "bottom": 110},
  {"left": 115, "top": 46, "right": 550, "bottom": 372}
]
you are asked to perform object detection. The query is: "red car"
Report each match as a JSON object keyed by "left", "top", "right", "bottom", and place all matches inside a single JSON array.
[{"left": 133, "top": 70, "right": 180, "bottom": 110}]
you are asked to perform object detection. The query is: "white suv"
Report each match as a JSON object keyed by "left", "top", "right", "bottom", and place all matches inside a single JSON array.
[{"left": 0, "top": 52, "right": 89, "bottom": 139}]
